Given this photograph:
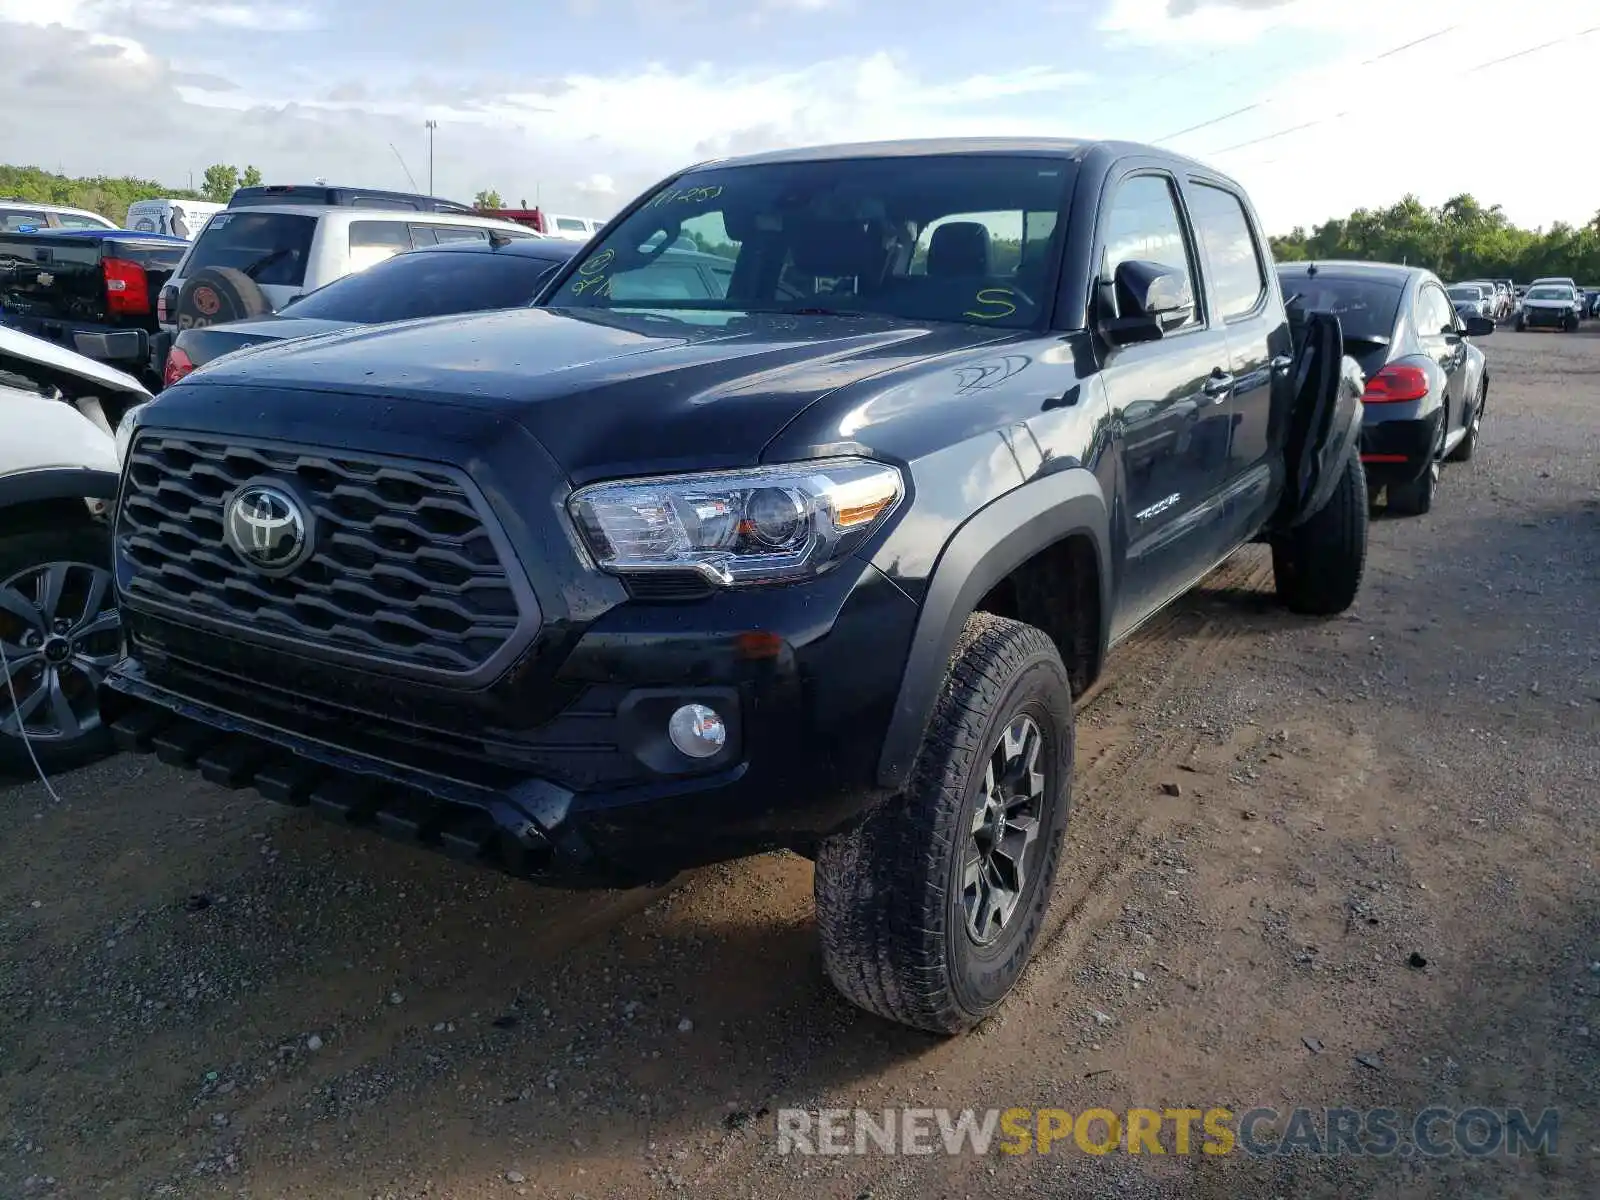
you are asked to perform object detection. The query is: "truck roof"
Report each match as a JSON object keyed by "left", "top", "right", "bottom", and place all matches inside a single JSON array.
[{"left": 712, "top": 135, "right": 1226, "bottom": 168}]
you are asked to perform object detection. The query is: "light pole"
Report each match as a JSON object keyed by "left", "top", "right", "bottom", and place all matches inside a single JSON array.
[{"left": 424, "top": 120, "right": 438, "bottom": 196}]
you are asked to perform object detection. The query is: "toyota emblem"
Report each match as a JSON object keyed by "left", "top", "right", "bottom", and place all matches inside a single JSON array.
[{"left": 223, "top": 483, "right": 313, "bottom": 574}]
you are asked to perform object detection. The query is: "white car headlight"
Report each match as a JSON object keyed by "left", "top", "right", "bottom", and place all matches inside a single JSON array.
[
  {"left": 570, "top": 458, "right": 904, "bottom": 587},
  {"left": 114, "top": 402, "right": 148, "bottom": 467}
]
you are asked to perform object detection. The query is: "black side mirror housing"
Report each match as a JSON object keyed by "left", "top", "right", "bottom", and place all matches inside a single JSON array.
[
  {"left": 1461, "top": 315, "right": 1495, "bottom": 338},
  {"left": 1101, "top": 259, "right": 1196, "bottom": 346}
]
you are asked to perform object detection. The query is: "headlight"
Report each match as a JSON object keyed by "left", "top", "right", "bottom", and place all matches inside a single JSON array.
[
  {"left": 114, "top": 401, "right": 148, "bottom": 467},
  {"left": 570, "top": 458, "right": 904, "bottom": 587}
]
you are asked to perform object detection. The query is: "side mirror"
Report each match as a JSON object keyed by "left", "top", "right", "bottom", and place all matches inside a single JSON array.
[
  {"left": 1100, "top": 260, "right": 1195, "bottom": 346},
  {"left": 1462, "top": 315, "right": 1495, "bottom": 338}
]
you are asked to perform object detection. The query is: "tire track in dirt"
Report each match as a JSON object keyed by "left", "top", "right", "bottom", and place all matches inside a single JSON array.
[
  {"left": 681, "top": 549, "right": 1281, "bottom": 1197},
  {"left": 1014, "top": 549, "right": 1272, "bottom": 999}
]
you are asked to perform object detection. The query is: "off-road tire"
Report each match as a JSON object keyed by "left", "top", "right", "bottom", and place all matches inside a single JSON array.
[
  {"left": 0, "top": 522, "right": 118, "bottom": 776},
  {"left": 1447, "top": 382, "right": 1484, "bottom": 463},
  {"left": 813, "top": 613, "right": 1074, "bottom": 1034},
  {"left": 1271, "top": 449, "right": 1368, "bottom": 616}
]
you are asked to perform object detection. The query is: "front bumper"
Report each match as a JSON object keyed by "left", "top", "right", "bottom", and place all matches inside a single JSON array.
[
  {"left": 1359, "top": 408, "right": 1442, "bottom": 486},
  {"left": 1521, "top": 307, "right": 1574, "bottom": 328},
  {"left": 100, "top": 557, "right": 919, "bottom": 887}
]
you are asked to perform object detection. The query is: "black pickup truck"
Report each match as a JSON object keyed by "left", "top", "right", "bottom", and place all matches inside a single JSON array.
[
  {"left": 103, "top": 138, "right": 1367, "bottom": 1034},
  {"left": 0, "top": 228, "right": 189, "bottom": 391}
]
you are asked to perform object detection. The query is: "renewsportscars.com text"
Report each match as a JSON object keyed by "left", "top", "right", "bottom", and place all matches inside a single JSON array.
[{"left": 775, "top": 1106, "right": 1559, "bottom": 1158}]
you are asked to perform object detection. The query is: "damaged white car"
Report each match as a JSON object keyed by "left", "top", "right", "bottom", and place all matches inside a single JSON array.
[{"left": 1, "top": 326, "right": 148, "bottom": 772}]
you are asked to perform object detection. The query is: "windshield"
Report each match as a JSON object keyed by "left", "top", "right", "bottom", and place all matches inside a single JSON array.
[
  {"left": 284, "top": 247, "right": 571, "bottom": 323},
  {"left": 1277, "top": 274, "right": 1402, "bottom": 342},
  {"left": 1447, "top": 287, "right": 1481, "bottom": 300},
  {"left": 546, "top": 155, "right": 1076, "bottom": 328},
  {"left": 1526, "top": 286, "right": 1571, "bottom": 300}
]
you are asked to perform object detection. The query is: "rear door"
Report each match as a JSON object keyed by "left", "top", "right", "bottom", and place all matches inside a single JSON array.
[
  {"left": 1094, "top": 169, "right": 1238, "bottom": 639},
  {"left": 1183, "top": 177, "right": 1288, "bottom": 540}
]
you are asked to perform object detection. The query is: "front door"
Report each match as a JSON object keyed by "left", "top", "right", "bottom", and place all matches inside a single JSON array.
[{"left": 1095, "top": 171, "right": 1236, "bottom": 640}]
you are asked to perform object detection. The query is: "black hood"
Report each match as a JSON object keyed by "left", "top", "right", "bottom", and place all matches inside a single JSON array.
[{"left": 174, "top": 306, "right": 1011, "bottom": 482}]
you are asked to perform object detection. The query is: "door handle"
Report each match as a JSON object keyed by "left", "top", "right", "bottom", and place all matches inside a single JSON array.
[
  {"left": 1270, "top": 354, "right": 1293, "bottom": 375},
  {"left": 1202, "top": 370, "right": 1235, "bottom": 402}
]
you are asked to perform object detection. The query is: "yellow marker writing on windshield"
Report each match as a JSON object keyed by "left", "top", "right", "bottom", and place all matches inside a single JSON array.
[{"left": 964, "top": 288, "right": 1017, "bottom": 320}]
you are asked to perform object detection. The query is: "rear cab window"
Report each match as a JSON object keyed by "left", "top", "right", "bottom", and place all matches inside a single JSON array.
[{"left": 181, "top": 210, "right": 316, "bottom": 287}]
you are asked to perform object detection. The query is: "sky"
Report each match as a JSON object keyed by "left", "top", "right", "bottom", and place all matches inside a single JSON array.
[{"left": 3, "top": 0, "right": 1598, "bottom": 234}]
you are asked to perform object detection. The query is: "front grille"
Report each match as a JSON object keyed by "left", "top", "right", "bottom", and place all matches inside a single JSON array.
[{"left": 118, "top": 434, "right": 528, "bottom": 676}]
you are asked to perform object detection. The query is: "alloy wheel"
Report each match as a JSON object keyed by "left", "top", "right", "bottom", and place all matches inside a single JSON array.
[
  {"left": 961, "top": 714, "right": 1048, "bottom": 946},
  {"left": 0, "top": 561, "right": 121, "bottom": 744}
]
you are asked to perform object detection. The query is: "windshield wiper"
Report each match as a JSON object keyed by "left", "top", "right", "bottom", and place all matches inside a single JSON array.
[{"left": 239, "top": 247, "right": 293, "bottom": 280}]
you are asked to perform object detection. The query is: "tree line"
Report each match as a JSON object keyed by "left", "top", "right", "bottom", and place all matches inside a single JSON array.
[
  {"left": 1, "top": 162, "right": 265, "bottom": 219},
  {"left": 1270, "top": 194, "right": 1600, "bottom": 284},
  {"left": 8, "top": 163, "right": 1599, "bottom": 284}
]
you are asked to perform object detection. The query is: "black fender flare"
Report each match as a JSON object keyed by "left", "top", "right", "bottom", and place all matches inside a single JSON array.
[
  {"left": 0, "top": 466, "right": 121, "bottom": 511},
  {"left": 875, "top": 466, "right": 1112, "bottom": 791}
]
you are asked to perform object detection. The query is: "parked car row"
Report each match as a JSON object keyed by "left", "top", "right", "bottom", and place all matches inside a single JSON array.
[{"left": 1279, "top": 260, "right": 1492, "bottom": 517}]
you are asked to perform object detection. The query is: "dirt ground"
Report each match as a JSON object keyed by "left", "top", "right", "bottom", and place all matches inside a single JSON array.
[{"left": 3, "top": 327, "right": 1598, "bottom": 1200}]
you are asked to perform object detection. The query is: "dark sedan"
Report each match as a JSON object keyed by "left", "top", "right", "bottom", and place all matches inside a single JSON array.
[
  {"left": 1278, "top": 260, "right": 1493, "bottom": 516},
  {"left": 161, "top": 236, "right": 579, "bottom": 387}
]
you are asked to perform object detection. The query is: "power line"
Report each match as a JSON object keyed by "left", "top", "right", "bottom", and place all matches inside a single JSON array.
[
  {"left": 1153, "top": 20, "right": 1463, "bottom": 145},
  {"left": 1210, "top": 21, "right": 1600, "bottom": 161}
]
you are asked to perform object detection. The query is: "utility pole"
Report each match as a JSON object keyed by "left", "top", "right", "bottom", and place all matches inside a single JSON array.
[{"left": 424, "top": 120, "right": 438, "bottom": 196}]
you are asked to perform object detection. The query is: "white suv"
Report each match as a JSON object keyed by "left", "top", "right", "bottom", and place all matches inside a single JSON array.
[{"left": 152, "top": 205, "right": 541, "bottom": 373}]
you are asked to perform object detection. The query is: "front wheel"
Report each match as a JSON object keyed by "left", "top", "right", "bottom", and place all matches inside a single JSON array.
[
  {"left": 0, "top": 523, "right": 121, "bottom": 775},
  {"left": 1271, "top": 450, "right": 1368, "bottom": 615},
  {"left": 814, "top": 613, "right": 1074, "bottom": 1033}
]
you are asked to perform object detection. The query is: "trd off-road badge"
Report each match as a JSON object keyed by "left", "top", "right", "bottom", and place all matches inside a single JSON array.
[{"left": 223, "top": 484, "right": 313, "bottom": 574}]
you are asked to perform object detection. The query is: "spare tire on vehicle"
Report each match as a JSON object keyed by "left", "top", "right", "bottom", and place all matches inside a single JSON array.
[{"left": 175, "top": 266, "right": 272, "bottom": 330}]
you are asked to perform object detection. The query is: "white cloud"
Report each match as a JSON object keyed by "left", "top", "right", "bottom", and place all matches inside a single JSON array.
[
  {"left": 4, "top": 0, "right": 1597, "bottom": 234},
  {"left": 575, "top": 173, "right": 617, "bottom": 194},
  {"left": 0, "top": 0, "right": 320, "bottom": 30}
]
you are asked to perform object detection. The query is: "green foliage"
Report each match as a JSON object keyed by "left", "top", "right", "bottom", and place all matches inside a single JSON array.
[
  {"left": 474, "top": 189, "right": 505, "bottom": 210},
  {"left": 1270, "top": 193, "right": 1600, "bottom": 283},
  {"left": 0, "top": 163, "right": 202, "bottom": 226},
  {"left": 200, "top": 163, "right": 240, "bottom": 203},
  {"left": 240, "top": 165, "right": 263, "bottom": 189}
]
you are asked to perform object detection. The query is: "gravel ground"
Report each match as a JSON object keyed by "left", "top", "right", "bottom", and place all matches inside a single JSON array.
[{"left": 2, "top": 327, "right": 1597, "bottom": 1200}]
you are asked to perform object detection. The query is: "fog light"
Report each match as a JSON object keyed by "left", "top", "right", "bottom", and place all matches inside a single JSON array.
[{"left": 668, "top": 703, "right": 726, "bottom": 759}]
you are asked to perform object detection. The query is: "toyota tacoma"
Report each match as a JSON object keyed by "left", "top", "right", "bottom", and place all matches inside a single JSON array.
[{"left": 102, "top": 138, "right": 1368, "bottom": 1034}]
